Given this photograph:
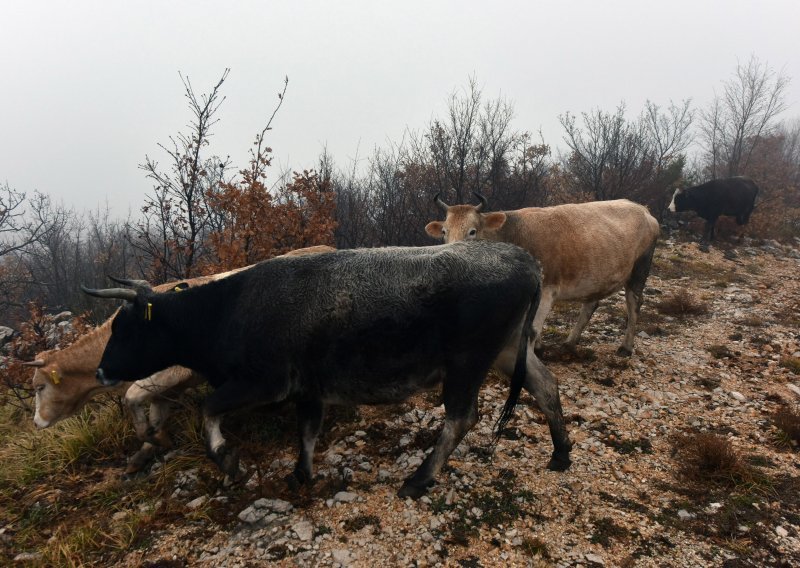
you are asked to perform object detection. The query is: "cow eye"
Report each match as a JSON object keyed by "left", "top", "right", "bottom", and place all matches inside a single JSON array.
[
  {"left": 35, "top": 383, "right": 46, "bottom": 393},
  {"left": 468, "top": 228, "right": 477, "bottom": 237},
  {"left": 441, "top": 228, "right": 447, "bottom": 236}
]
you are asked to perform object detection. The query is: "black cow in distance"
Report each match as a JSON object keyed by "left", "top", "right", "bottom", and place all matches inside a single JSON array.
[{"left": 668, "top": 177, "right": 758, "bottom": 242}]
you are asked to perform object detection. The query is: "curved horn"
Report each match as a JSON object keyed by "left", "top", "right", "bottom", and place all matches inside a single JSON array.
[
  {"left": 81, "top": 285, "right": 138, "bottom": 302},
  {"left": 473, "top": 192, "right": 489, "bottom": 212},
  {"left": 433, "top": 192, "right": 450, "bottom": 211},
  {"left": 23, "top": 359, "right": 46, "bottom": 368},
  {"left": 108, "top": 275, "right": 152, "bottom": 289}
]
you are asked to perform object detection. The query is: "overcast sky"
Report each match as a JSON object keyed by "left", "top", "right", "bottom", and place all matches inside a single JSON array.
[{"left": 2, "top": 0, "right": 799, "bottom": 213}]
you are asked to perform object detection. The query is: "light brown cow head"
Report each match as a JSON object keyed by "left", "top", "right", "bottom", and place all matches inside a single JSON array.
[
  {"left": 424, "top": 192, "right": 507, "bottom": 243},
  {"left": 26, "top": 328, "right": 125, "bottom": 428}
]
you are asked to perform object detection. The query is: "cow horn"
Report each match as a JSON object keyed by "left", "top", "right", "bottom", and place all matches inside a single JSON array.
[
  {"left": 108, "top": 275, "right": 152, "bottom": 289},
  {"left": 433, "top": 192, "right": 450, "bottom": 211},
  {"left": 81, "top": 285, "right": 138, "bottom": 301},
  {"left": 23, "top": 359, "right": 46, "bottom": 367},
  {"left": 473, "top": 192, "right": 489, "bottom": 212}
]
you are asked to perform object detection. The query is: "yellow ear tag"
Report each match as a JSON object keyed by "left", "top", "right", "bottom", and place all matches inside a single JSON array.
[
  {"left": 146, "top": 303, "right": 153, "bottom": 321},
  {"left": 174, "top": 286, "right": 183, "bottom": 292},
  {"left": 50, "top": 370, "right": 60, "bottom": 385}
]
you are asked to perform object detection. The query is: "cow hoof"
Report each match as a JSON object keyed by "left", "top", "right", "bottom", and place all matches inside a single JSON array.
[
  {"left": 699, "top": 243, "right": 710, "bottom": 253},
  {"left": 150, "top": 429, "right": 174, "bottom": 449},
  {"left": 210, "top": 445, "right": 241, "bottom": 479},
  {"left": 397, "top": 480, "right": 432, "bottom": 499},
  {"left": 546, "top": 454, "right": 572, "bottom": 472},
  {"left": 285, "top": 468, "right": 312, "bottom": 490},
  {"left": 615, "top": 346, "right": 633, "bottom": 358}
]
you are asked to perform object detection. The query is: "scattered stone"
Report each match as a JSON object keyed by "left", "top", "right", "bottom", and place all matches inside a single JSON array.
[
  {"left": 787, "top": 384, "right": 800, "bottom": 398},
  {"left": 677, "top": 509, "right": 696, "bottom": 521},
  {"left": 238, "top": 498, "right": 293, "bottom": 524},
  {"left": 332, "top": 548, "right": 352, "bottom": 565},
  {"left": 775, "top": 525, "right": 789, "bottom": 538},
  {"left": 585, "top": 553, "right": 605, "bottom": 565},
  {"left": 293, "top": 520, "right": 314, "bottom": 541},
  {"left": 186, "top": 496, "right": 208, "bottom": 510},
  {"left": 333, "top": 491, "right": 358, "bottom": 503},
  {"left": 326, "top": 452, "right": 343, "bottom": 466},
  {"left": 730, "top": 391, "right": 747, "bottom": 402},
  {"left": 0, "top": 326, "right": 14, "bottom": 347}
]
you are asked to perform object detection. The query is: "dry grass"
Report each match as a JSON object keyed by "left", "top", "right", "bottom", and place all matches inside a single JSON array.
[
  {"left": 706, "top": 344, "right": 735, "bottom": 359},
  {"left": 656, "top": 289, "right": 710, "bottom": 317},
  {"left": 772, "top": 406, "right": 800, "bottom": 448},
  {"left": 672, "top": 432, "right": 751, "bottom": 486},
  {"left": 738, "top": 315, "right": 764, "bottom": 327},
  {"left": 779, "top": 356, "right": 800, "bottom": 374}
]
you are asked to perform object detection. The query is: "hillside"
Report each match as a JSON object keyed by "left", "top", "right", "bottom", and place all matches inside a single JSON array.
[{"left": 2, "top": 234, "right": 799, "bottom": 567}]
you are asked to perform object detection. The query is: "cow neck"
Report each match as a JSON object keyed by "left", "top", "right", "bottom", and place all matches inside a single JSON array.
[
  {"left": 51, "top": 317, "right": 114, "bottom": 377},
  {"left": 152, "top": 280, "right": 229, "bottom": 371}
]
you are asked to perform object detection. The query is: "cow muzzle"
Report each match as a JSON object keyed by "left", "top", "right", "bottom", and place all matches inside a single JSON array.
[{"left": 96, "top": 368, "right": 121, "bottom": 387}]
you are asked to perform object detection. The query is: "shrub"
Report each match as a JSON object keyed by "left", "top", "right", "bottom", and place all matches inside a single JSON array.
[
  {"left": 672, "top": 432, "right": 749, "bottom": 485},
  {"left": 772, "top": 406, "right": 800, "bottom": 448},
  {"left": 656, "top": 289, "right": 709, "bottom": 317}
]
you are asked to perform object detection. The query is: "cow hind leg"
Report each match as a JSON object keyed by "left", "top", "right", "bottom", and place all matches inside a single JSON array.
[
  {"left": 618, "top": 243, "right": 656, "bottom": 357},
  {"left": 398, "top": 376, "right": 482, "bottom": 499},
  {"left": 563, "top": 300, "right": 600, "bottom": 351},
  {"left": 289, "top": 399, "right": 325, "bottom": 487},
  {"left": 522, "top": 352, "right": 572, "bottom": 470},
  {"left": 493, "top": 346, "right": 571, "bottom": 470}
]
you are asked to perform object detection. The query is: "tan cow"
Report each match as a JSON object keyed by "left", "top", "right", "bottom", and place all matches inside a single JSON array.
[
  {"left": 425, "top": 195, "right": 659, "bottom": 356},
  {"left": 26, "top": 245, "right": 335, "bottom": 473}
]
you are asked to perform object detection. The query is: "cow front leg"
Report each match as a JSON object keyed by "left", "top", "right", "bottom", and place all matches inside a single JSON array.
[
  {"left": 289, "top": 399, "right": 325, "bottom": 487},
  {"left": 125, "top": 381, "right": 153, "bottom": 442},
  {"left": 531, "top": 288, "right": 556, "bottom": 353},
  {"left": 203, "top": 378, "right": 290, "bottom": 479},
  {"left": 564, "top": 300, "right": 599, "bottom": 351},
  {"left": 203, "top": 414, "right": 240, "bottom": 479},
  {"left": 522, "top": 352, "right": 572, "bottom": 471},
  {"left": 398, "top": 381, "right": 481, "bottom": 499},
  {"left": 125, "top": 442, "right": 158, "bottom": 475}
]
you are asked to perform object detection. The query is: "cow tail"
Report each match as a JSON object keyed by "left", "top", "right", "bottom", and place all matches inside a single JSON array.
[{"left": 492, "top": 279, "right": 540, "bottom": 446}]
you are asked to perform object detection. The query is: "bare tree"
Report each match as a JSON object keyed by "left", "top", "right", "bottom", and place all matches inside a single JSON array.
[
  {"left": 559, "top": 100, "right": 692, "bottom": 216},
  {"left": 699, "top": 56, "right": 790, "bottom": 178},
  {"left": 130, "top": 69, "right": 232, "bottom": 281},
  {"left": 560, "top": 103, "right": 652, "bottom": 201},
  {"left": 0, "top": 186, "right": 54, "bottom": 316}
]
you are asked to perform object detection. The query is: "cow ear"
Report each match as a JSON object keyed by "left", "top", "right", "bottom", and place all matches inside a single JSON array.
[
  {"left": 483, "top": 212, "right": 507, "bottom": 231},
  {"left": 425, "top": 221, "right": 444, "bottom": 238}
]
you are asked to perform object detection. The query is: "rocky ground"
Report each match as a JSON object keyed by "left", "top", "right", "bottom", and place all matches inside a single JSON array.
[{"left": 8, "top": 234, "right": 800, "bottom": 567}]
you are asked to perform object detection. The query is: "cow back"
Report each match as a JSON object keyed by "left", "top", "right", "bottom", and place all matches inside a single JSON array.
[{"left": 490, "top": 200, "right": 659, "bottom": 300}]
